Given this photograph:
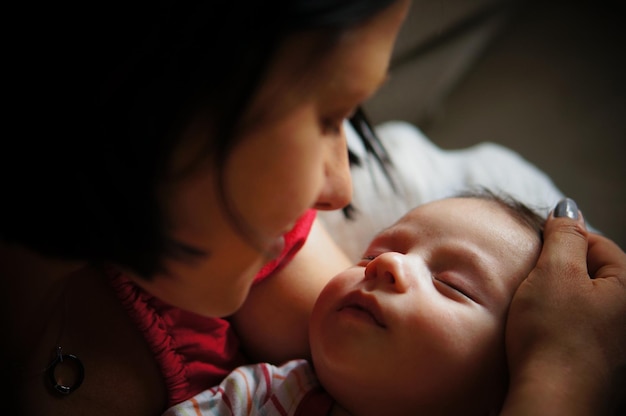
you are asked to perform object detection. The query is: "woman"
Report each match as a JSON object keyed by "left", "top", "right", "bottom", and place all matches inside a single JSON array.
[{"left": 1, "top": 1, "right": 624, "bottom": 415}]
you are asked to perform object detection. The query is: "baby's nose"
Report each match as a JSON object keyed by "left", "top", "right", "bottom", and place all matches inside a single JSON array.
[{"left": 364, "top": 252, "right": 410, "bottom": 293}]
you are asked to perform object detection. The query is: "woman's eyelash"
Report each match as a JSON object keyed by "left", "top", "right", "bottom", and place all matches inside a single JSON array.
[
  {"left": 321, "top": 109, "right": 357, "bottom": 136},
  {"left": 321, "top": 118, "right": 344, "bottom": 136}
]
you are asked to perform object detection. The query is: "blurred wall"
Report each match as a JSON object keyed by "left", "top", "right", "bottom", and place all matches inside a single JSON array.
[{"left": 365, "top": 0, "right": 626, "bottom": 248}]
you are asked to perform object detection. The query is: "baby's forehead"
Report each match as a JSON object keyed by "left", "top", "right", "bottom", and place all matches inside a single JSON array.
[
  {"left": 378, "top": 197, "right": 538, "bottom": 251},
  {"left": 399, "top": 197, "right": 508, "bottom": 224},
  {"left": 392, "top": 198, "right": 487, "bottom": 225}
]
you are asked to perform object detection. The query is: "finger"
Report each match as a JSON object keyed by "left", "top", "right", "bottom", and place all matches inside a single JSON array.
[
  {"left": 586, "top": 232, "right": 626, "bottom": 281},
  {"left": 534, "top": 198, "right": 589, "bottom": 281}
]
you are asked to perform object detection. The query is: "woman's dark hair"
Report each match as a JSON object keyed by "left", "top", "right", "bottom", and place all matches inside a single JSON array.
[{"left": 1, "top": 0, "right": 398, "bottom": 278}]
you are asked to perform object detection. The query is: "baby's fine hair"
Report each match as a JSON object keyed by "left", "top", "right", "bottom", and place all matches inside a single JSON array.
[{"left": 455, "top": 188, "right": 545, "bottom": 242}]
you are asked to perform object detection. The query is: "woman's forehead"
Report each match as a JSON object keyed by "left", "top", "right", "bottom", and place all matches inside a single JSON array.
[{"left": 243, "top": 1, "right": 408, "bottom": 129}]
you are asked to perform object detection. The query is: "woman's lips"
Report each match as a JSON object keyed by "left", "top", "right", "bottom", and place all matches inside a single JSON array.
[{"left": 338, "top": 291, "right": 387, "bottom": 328}]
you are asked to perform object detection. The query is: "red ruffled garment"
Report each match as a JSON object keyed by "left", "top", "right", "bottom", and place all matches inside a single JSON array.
[{"left": 109, "top": 209, "right": 316, "bottom": 406}]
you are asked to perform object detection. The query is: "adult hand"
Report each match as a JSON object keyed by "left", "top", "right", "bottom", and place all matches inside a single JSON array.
[{"left": 503, "top": 198, "right": 626, "bottom": 415}]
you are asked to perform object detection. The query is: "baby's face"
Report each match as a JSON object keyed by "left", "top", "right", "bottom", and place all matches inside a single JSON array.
[{"left": 309, "top": 197, "right": 542, "bottom": 415}]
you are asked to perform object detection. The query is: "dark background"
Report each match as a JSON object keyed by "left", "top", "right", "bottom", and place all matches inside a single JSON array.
[{"left": 364, "top": 0, "right": 625, "bottom": 249}]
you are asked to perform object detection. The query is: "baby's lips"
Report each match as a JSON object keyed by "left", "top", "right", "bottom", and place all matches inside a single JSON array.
[{"left": 339, "top": 290, "right": 387, "bottom": 328}]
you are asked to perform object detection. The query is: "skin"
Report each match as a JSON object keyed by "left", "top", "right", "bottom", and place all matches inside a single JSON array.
[
  {"left": 3, "top": 0, "right": 626, "bottom": 413},
  {"left": 502, "top": 216, "right": 626, "bottom": 415},
  {"left": 310, "top": 198, "right": 541, "bottom": 415},
  {"left": 0, "top": 2, "right": 411, "bottom": 415},
  {"left": 131, "top": 0, "right": 411, "bottom": 319},
  {"left": 231, "top": 0, "right": 412, "bottom": 363}
]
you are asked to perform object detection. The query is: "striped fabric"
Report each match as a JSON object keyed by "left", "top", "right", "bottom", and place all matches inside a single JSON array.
[{"left": 163, "top": 359, "right": 323, "bottom": 416}]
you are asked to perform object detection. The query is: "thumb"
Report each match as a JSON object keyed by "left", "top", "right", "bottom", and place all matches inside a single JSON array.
[{"left": 534, "top": 198, "right": 589, "bottom": 284}]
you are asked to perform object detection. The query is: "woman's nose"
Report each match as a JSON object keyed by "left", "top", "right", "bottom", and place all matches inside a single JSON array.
[
  {"left": 364, "top": 252, "right": 410, "bottom": 293},
  {"left": 313, "top": 136, "right": 352, "bottom": 211}
]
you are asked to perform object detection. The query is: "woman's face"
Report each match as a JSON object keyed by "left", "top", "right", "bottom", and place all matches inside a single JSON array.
[{"left": 130, "top": 0, "right": 412, "bottom": 317}]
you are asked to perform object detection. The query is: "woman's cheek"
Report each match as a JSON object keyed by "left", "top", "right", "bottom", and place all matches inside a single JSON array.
[{"left": 230, "top": 140, "right": 325, "bottom": 231}]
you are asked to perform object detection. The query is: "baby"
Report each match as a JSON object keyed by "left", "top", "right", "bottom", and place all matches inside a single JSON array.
[{"left": 165, "top": 190, "right": 544, "bottom": 416}]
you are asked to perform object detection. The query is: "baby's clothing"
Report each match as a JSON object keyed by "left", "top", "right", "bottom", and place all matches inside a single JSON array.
[
  {"left": 109, "top": 209, "right": 317, "bottom": 407},
  {"left": 163, "top": 359, "right": 334, "bottom": 416}
]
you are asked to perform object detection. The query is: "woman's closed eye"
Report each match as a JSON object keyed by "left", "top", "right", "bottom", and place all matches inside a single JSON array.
[
  {"left": 320, "top": 108, "right": 356, "bottom": 137},
  {"left": 321, "top": 117, "right": 345, "bottom": 136}
]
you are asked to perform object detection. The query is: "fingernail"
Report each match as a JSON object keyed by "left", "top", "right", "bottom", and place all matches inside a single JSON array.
[{"left": 554, "top": 198, "right": 579, "bottom": 220}]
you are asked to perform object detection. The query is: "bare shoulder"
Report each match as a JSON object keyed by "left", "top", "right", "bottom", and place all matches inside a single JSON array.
[
  {"left": 1, "top": 244, "right": 167, "bottom": 415},
  {"left": 232, "top": 217, "right": 351, "bottom": 363}
]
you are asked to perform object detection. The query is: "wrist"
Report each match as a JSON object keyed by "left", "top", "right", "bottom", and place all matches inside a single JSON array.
[{"left": 502, "top": 351, "right": 612, "bottom": 415}]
